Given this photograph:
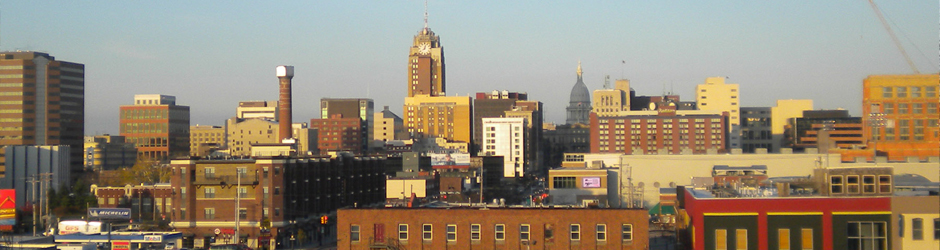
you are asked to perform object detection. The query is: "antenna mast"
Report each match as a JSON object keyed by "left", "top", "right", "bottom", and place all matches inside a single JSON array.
[
  {"left": 424, "top": 0, "right": 429, "bottom": 28},
  {"left": 603, "top": 75, "right": 610, "bottom": 89}
]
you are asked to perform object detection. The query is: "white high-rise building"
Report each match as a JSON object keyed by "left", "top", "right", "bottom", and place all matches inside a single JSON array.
[
  {"left": 482, "top": 117, "right": 527, "bottom": 178},
  {"left": 696, "top": 77, "right": 741, "bottom": 149}
]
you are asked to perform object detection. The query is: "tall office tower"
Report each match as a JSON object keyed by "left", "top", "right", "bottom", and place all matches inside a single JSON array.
[
  {"left": 696, "top": 77, "right": 740, "bottom": 148},
  {"left": 862, "top": 74, "right": 939, "bottom": 161},
  {"left": 190, "top": 125, "right": 226, "bottom": 157},
  {"left": 0, "top": 51, "right": 84, "bottom": 175},
  {"left": 473, "top": 91, "right": 543, "bottom": 173},
  {"left": 403, "top": 95, "right": 472, "bottom": 148},
  {"left": 482, "top": 117, "right": 527, "bottom": 178},
  {"left": 119, "top": 94, "right": 190, "bottom": 161},
  {"left": 320, "top": 98, "right": 374, "bottom": 149},
  {"left": 593, "top": 79, "right": 631, "bottom": 117},
  {"left": 566, "top": 62, "right": 591, "bottom": 125},
  {"left": 276, "top": 66, "right": 294, "bottom": 141},
  {"left": 374, "top": 106, "right": 407, "bottom": 142},
  {"left": 407, "top": 15, "right": 445, "bottom": 97},
  {"left": 83, "top": 135, "right": 137, "bottom": 171},
  {"left": 236, "top": 101, "right": 278, "bottom": 120}
]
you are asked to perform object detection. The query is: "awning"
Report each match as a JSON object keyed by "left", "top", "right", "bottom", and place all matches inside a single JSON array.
[{"left": 648, "top": 203, "right": 675, "bottom": 215}]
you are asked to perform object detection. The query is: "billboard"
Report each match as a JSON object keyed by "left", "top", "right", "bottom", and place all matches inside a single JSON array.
[
  {"left": 88, "top": 208, "right": 132, "bottom": 220},
  {"left": 430, "top": 153, "right": 470, "bottom": 166},
  {"left": 582, "top": 177, "right": 601, "bottom": 188},
  {"left": 58, "top": 220, "right": 101, "bottom": 235},
  {"left": 0, "top": 189, "right": 14, "bottom": 231}
]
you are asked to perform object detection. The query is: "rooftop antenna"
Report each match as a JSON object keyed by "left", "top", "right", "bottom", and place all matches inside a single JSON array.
[
  {"left": 603, "top": 75, "right": 610, "bottom": 89},
  {"left": 424, "top": 0, "right": 429, "bottom": 28},
  {"left": 620, "top": 60, "right": 625, "bottom": 79}
]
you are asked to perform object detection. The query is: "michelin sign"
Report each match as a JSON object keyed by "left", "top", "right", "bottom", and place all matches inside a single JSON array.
[{"left": 88, "top": 208, "right": 132, "bottom": 220}]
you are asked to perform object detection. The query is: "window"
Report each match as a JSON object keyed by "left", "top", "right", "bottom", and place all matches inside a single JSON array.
[
  {"left": 446, "top": 224, "right": 457, "bottom": 242},
  {"left": 570, "top": 224, "right": 581, "bottom": 241},
  {"left": 913, "top": 218, "right": 923, "bottom": 240},
  {"left": 398, "top": 224, "right": 409, "bottom": 240},
  {"left": 238, "top": 208, "right": 247, "bottom": 219},
  {"left": 204, "top": 208, "right": 215, "bottom": 219},
  {"left": 736, "top": 229, "right": 747, "bottom": 250},
  {"left": 520, "top": 224, "right": 530, "bottom": 242},
  {"left": 238, "top": 187, "right": 248, "bottom": 198},
  {"left": 204, "top": 188, "right": 216, "bottom": 198},
  {"left": 927, "top": 86, "right": 937, "bottom": 97},
  {"left": 553, "top": 177, "right": 577, "bottom": 188},
  {"left": 596, "top": 224, "right": 607, "bottom": 241},
  {"left": 846, "top": 175, "right": 859, "bottom": 193},
  {"left": 884, "top": 103, "right": 895, "bottom": 114},
  {"left": 882, "top": 87, "right": 893, "bottom": 98},
  {"left": 422, "top": 224, "right": 432, "bottom": 241},
  {"left": 934, "top": 218, "right": 939, "bottom": 240},
  {"left": 350, "top": 225, "right": 360, "bottom": 242},
  {"left": 622, "top": 224, "right": 633, "bottom": 242},
  {"left": 778, "top": 229, "right": 790, "bottom": 250},
  {"left": 801, "top": 228, "right": 813, "bottom": 250},
  {"left": 847, "top": 222, "right": 887, "bottom": 250},
  {"left": 495, "top": 224, "right": 505, "bottom": 240},
  {"left": 863, "top": 175, "right": 876, "bottom": 193},
  {"left": 897, "top": 87, "right": 907, "bottom": 97},
  {"left": 204, "top": 167, "right": 215, "bottom": 178},
  {"left": 545, "top": 224, "right": 555, "bottom": 242},
  {"left": 912, "top": 87, "right": 922, "bottom": 97},
  {"left": 237, "top": 167, "right": 248, "bottom": 178},
  {"left": 716, "top": 229, "right": 727, "bottom": 250},
  {"left": 470, "top": 224, "right": 480, "bottom": 241},
  {"left": 878, "top": 175, "right": 892, "bottom": 193},
  {"left": 180, "top": 208, "right": 186, "bottom": 220},
  {"left": 830, "top": 176, "right": 844, "bottom": 194}
]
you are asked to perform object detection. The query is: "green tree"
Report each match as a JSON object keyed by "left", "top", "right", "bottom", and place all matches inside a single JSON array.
[{"left": 116, "top": 158, "right": 171, "bottom": 185}]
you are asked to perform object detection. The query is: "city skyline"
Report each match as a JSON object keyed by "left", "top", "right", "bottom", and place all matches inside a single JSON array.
[{"left": 1, "top": 1, "right": 937, "bottom": 135}]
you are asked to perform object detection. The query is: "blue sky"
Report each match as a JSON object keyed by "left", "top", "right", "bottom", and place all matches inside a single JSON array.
[{"left": 2, "top": 1, "right": 937, "bottom": 134}]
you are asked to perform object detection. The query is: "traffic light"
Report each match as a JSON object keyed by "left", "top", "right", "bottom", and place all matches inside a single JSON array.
[{"left": 320, "top": 215, "right": 328, "bottom": 224}]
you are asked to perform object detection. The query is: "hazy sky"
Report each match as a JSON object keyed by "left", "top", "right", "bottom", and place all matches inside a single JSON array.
[{"left": 2, "top": 1, "right": 937, "bottom": 135}]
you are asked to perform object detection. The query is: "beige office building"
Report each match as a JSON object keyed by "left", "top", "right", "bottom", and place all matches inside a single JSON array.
[
  {"left": 403, "top": 95, "right": 472, "bottom": 147},
  {"left": 226, "top": 118, "right": 316, "bottom": 157},
  {"left": 190, "top": 125, "right": 226, "bottom": 157},
  {"left": 696, "top": 77, "right": 741, "bottom": 148},
  {"left": 236, "top": 100, "right": 277, "bottom": 120},
  {"left": 593, "top": 79, "right": 631, "bottom": 117},
  {"left": 374, "top": 106, "right": 407, "bottom": 142},
  {"left": 771, "top": 99, "right": 813, "bottom": 152}
]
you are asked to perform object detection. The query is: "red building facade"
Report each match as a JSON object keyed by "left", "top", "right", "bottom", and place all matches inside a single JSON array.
[
  {"left": 590, "top": 110, "right": 728, "bottom": 155},
  {"left": 310, "top": 114, "right": 364, "bottom": 154}
]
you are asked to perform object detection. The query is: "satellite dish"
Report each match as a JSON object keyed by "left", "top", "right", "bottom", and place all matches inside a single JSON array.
[
  {"left": 638, "top": 182, "right": 645, "bottom": 188},
  {"left": 654, "top": 182, "right": 661, "bottom": 188},
  {"left": 669, "top": 182, "right": 676, "bottom": 188},
  {"left": 648, "top": 102, "right": 657, "bottom": 110}
]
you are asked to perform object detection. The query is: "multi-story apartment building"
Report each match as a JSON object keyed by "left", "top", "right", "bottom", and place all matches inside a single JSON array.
[
  {"left": 236, "top": 101, "right": 278, "bottom": 120},
  {"left": 337, "top": 207, "right": 649, "bottom": 250},
  {"left": 320, "top": 98, "right": 373, "bottom": 151},
  {"left": 0, "top": 51, "right": 84, "bottom": 175},
  {"left": 170, "top": 155, "right": 385, "bottom": 249},
  {"left": 590, "top": 104, "right": 728, "bottom": 155},
  {"left": 482, "top": 117, "right": 527, "bottom": 178},
  {"left": 119, "top": 94, "right": 190, "bottom": 161},
  {"left": 190, "top": 125, "right": 226, "bottom": 157},
  {"left": 373, "top": 106, "right": 407, "bottom": 142},
  {"left": 310, "top": 114, "right": 364, "bottom": 154},
  {"left": 862, "top": 74, "right": 940, "bottom": 161},
  {"left": 696, "top": 77, "right": 740, "bottom": 149},
  {"left": 402, "top": 95, "right": 472, "bottom": 149},
  {"left": 83, "top": 134, "right": 137, "bottom": 171}
]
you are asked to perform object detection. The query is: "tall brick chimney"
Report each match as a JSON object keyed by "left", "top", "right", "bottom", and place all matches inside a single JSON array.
[{"left": 276, "top": 65, "right": 294, "bottom": 141}]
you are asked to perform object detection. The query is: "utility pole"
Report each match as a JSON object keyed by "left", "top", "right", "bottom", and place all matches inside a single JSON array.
[
  {"left": 27, "top": 176, "right": 39, "bottom": 236},
  {"left": 235, "top": 168, "right": 241, "bottom": 245}
]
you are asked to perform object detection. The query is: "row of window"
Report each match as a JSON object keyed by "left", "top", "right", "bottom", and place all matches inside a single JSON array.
[
  {"left": 350, "top": 223, "right": 633, "bottom": 243},
  {"left": 881, "top": 86, "right": 938, "bottom": 98},
  {"left": 829, "top": 175, "right": 892, "bottom": 194},
  {"left": 880, "top": 103, "right": 939, "bottom": 115},
  {"left": 899, "top": 217, "right": 940, "bottom": 241}
]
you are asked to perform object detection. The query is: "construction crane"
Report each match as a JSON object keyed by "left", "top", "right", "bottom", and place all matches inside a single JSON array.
[{"left": 867, "top": 0, "right": 920, "bottom": 74}]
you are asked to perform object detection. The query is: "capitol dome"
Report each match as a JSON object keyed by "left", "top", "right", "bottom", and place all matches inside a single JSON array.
[{"left": 566, "top": 61, "right": 592, "bottom": 125}]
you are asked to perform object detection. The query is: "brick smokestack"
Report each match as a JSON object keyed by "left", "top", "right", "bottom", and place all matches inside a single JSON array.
[{"left": 276, "top": 65, "right": 294, "bottom": 141}]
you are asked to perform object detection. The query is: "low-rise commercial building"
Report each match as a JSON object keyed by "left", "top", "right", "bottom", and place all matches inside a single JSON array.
[{"left": 337, "top": 207, "right": 649, "bottom": 250}]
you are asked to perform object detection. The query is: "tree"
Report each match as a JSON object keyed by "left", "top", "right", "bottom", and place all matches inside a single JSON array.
[{"left": 115, "top": 158, "right": 171, "bottom": 185}]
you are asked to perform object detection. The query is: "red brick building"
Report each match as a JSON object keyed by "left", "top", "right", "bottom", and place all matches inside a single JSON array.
[
  {"left": 590, "top": 108, "right": 728, "bottom": 155},
  {"left": 92, "top": 184, "right": 174, "bottom": 222},
  {"left": 310, "top": 114, "right": 364, "bottom": 154},
  {"left": 337, "top": 207, "right": 649, "bottom": 250}
]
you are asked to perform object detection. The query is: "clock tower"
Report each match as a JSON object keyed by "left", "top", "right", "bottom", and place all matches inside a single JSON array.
[{"left": 407, "top": 8, "right": 445, "bottom": 97}]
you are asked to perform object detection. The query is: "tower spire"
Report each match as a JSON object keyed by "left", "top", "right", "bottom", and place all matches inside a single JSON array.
[
  {"left": 424, "top": 0, "right": 429, "bottom": 28},
  {"left": 576, "top": 60, "right": 583, "bottom": 77}
]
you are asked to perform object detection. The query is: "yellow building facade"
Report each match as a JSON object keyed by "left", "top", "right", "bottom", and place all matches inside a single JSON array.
[
  {"left": 859, "top": 74, "right": 939, "bottom": 161},
  {"left": 402, "top": 95, "right": 472, "bottom": 146}
]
